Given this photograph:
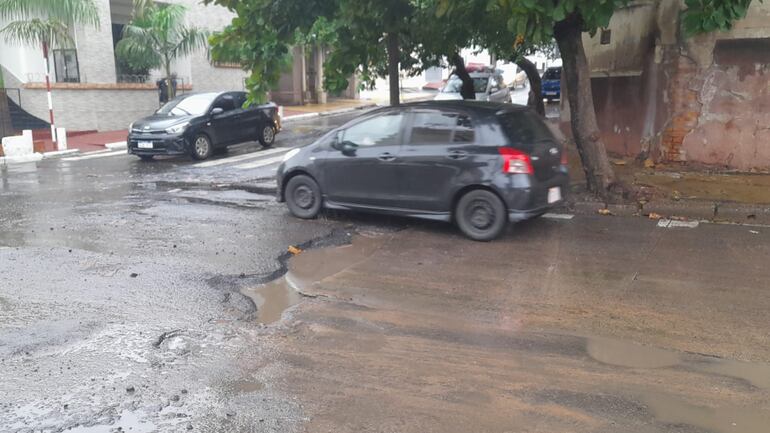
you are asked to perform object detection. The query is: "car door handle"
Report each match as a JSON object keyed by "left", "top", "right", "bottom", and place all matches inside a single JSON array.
[
  {"left": 447, "top": 150, "right": 468, "bottom": 160},
  {"left": 378, "top": 152, "right": 397, "bottom": 162}
]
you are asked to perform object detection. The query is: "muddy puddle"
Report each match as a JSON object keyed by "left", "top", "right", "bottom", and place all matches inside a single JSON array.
[
  {"left": 585, "top": 334, "right": 770, "bottom": 432},
  {"left": 241, "top": 234, "right": 383, "bottom": 324}
]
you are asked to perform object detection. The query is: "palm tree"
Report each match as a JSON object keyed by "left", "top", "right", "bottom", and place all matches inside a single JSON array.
[
  {"left": 0, "top": 0, "right": 100, "bottom": 142},
  {"left": 116, "top": 1, "right": 208, "bottom": 100}
]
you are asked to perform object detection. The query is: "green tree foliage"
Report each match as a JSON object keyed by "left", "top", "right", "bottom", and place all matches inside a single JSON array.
[
  {"left": 116, "top": 1, "right": 208, "bottom": 92},
  {"left": 682, "top": 0, "right": 757, "bottom": 34}
]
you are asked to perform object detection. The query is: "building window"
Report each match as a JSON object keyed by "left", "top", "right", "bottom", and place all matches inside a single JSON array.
[
  {"left": 53, "top": 49, "right": 80, "bottom": 83},
  {"left": 600, "top": 28, "right": 612, "bottom": 45}
]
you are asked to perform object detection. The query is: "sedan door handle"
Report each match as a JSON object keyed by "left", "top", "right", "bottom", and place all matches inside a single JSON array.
[
  {"left": 447, "top": 150, "right": 468, "bottom": 160},
  {"left": 378, "top": 152, "right": 397, "bottom": 162}
]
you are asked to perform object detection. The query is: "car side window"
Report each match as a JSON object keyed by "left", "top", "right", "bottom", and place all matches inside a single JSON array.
[
  {"left": 213, "top": 95, "right": 236, "bottom": 112},
  {"left": 453, "top": 114, "right": 475, "bottom": 143},
  {"left": 343, "top": 113, "right": 404, "bottom": 147},
  {"left": 409, "top": 111, "right": 475, "bottom": 144}
]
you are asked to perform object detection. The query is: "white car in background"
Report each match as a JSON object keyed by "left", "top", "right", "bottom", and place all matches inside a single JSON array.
[{"left": 434, "top": 70, "right": 511, "bottom": 103}]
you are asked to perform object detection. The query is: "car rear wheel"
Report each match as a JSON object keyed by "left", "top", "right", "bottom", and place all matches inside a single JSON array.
[
  {"left": 285, "top": 175, "right": 322, "bottom": 219},
  {"left": 455, "top": 189, "right": 507, "bottom": 241},
  {"left": 258, "top": 125, "right": 276, "bottom": 147},
  {"left": 191, "top": 134, "right": 212, "bottom": 160}
]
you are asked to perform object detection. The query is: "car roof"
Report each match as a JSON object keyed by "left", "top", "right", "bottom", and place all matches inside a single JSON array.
[{"left": 375, "top": 100, "right": 530, "bottom": 117}]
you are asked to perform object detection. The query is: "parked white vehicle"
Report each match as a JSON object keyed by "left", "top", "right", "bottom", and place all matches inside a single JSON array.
[{"left": 434, "top": 71, "right": 511, "bottom": 103}]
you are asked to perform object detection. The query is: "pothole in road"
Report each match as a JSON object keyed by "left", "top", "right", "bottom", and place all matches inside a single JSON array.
[{"left": 241, "top": 234, "right": 383, "bottom": 324}]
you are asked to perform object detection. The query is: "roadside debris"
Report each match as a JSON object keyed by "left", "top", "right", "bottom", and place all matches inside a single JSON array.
[
  {"left": 749, "top": 230, "right": 760, "bottom": 234},
  {"left": 288, "top": 245, "right": 303, "bottom": 255},
  {"left": 648, "top": 212, "right": 663, "bottom": 220},
  {"left": 598, "top": 208, "right": 613, "bottom": 216}
]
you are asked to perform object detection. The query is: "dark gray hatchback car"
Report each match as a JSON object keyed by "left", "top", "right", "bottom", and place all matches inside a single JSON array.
[{"left": 277, "top": 101, "right": 568, "bottom": 241}]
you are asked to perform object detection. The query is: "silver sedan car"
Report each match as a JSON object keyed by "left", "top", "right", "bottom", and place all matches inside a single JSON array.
[{"left": 434, "top": 71, "right": 512, "bottom": 103}]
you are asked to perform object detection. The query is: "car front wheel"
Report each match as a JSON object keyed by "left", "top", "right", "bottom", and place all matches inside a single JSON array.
[
  {"left": 191, "top": 134, "right": 212, "bottom": 160},
  {"left": 455, "top": 189, "right": 507, "bottom": 241},
  {"left": 258, "top": 124, "right": 276, "bottom": 147},
  {"left": 285, "top": 174, "right": 322, "bottom": 219}
]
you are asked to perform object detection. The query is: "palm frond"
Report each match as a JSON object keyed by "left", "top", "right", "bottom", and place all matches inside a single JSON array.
[
  {"left": 173, "top": 26, "right": 209, "bottom": 58},
  {"left": 0, "top": 18, "right": 73, "bottom": 48},
  {"left": 0, "top": 0, "right": 99, "bottom": 28},
  {"left": 116, "top": 34, "right": 161, "bottom": 70}
]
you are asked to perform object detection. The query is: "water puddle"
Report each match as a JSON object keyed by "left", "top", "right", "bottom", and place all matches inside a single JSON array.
[
  {"left": 584, "top": 334, "right": 770, "bottom": 432},
  {"left": 586, "top": 336, "right": 681, "bottom": 369},
  {"left": 642, "top": 392, "right": 770, "bottom": 433},
  {"left": 241, "top": 234, "right": 382, "bottom": 324}
]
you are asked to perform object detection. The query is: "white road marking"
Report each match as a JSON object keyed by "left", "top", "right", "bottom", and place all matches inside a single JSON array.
[
  {"left": 657, "top": 219, "right": 699, "bottom": 229},
  {"left": 543, "top": 213, "right": 574, "bottom": 220},
  {"left": 193, "top": 147, "right": 289, "bottom": 168},
  {"left": 232, "top": 154, "right": 287, "bottom": 170},
  {"left": 62, "top": 150, "right": 126, "bottom": 161}
]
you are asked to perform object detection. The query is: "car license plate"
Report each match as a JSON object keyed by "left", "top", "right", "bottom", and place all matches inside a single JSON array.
[
  {"left": 548, "top": 187, "right": 562, "bottom": 204},
  {"left": 137, "top": 141, "right": 153, "bottom": 149},
  {"left": 544, "top": 91, "right": 557, "bottom": 96}
]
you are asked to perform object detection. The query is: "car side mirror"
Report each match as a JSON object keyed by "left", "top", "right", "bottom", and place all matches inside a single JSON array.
[{"left": 210, "top": 107, "right": 224, "bottom": 116}]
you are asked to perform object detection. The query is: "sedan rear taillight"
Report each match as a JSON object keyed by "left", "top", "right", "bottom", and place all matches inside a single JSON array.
[
  {"left": 560, "top": 147, "right": 568, "bottom": 166},
  {"left": 499, "top": 147, "right": 534, "bottom": 175}
]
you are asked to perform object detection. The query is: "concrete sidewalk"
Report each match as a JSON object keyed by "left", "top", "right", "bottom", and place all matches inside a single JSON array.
[{"left": 566, "top": 153, "right": 770, "bottom": 224}]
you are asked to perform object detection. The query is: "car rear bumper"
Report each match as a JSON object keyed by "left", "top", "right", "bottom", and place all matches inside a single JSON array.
[
  {"left": 497, "top": 171, "right": 569, "bottom": 222},
  {"left": 127, "top": 133, "right": 189, "bottom": 156}
]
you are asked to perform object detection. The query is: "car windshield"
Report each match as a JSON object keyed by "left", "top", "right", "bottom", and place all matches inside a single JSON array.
[
  {"left": 157, "top": 93, "right": 217, "bottom": 116},
  {"left": 441, "top": 76, "right": 489, "bottom": 93},
  {"left": 543, "top": 68, "right": 561, "bottom": 80}
]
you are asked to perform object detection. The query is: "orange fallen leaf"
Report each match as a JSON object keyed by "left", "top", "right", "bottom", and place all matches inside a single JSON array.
[
  {"left": 598, "top": 208, "right": 613, "bottom": 216},
  {"left": 288, "top": 245, "right": 303, "bottom": 255},
  {"left": 644, "top": 158, "right": 655, "bottom": 169},
  {"left": 648, "top": 212, "right": 663, "bottom": 220}
]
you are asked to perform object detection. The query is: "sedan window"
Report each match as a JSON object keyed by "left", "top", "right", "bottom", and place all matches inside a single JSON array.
[
  {"left": 343, "top": 113, "right": 404, "bottom": 147},
  {"left": 410, "top": 111, "right": 475, "bottom": 145}
]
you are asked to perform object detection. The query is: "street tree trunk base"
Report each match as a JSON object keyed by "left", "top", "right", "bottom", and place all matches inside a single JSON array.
[{"left": 554, "top": 14, "right": 617, "bottom": 198}]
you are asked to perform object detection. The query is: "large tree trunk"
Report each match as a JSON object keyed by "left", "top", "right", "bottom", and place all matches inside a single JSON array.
[
  {"left": 515, "top": 56, "right": 544, "bottom": 116},
  {"left": 554, "top": 14, "right": 616, "bottom": 195},
  {"left": 450, "top": 52, "right": 475, "bottom": 100},
  {"left": 386, "top": 32, "right": 400, "bottom": 106}
]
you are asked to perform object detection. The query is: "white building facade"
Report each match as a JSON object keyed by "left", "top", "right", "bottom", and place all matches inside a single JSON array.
[{"left": 0, "top": 0, "right": 247, "bottom": 132}]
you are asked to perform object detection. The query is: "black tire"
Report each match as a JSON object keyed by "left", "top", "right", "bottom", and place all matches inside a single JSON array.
[
  {"left": 191, "top": 134, "right": 213, "bottom": 160},
  {"left": 258, "top": 124, "right": 276, "bottom": 148},
  {"left": 138, "top": 155, "right": 154, "bottom": 162},
  {"left": 285, "top": 175, "right": 322, "bottom": 219},
  {"left": 455, "top": 189, "right": 507, "bottom": 241}
]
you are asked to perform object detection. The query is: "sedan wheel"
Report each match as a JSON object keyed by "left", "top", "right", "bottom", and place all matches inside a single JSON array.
[
  {"left": 285, "top": 174, "right": 321, "bottom": 219},
  {"left": 455, "top": 189, "right": 507, "bottom": 241},
  {"left": 191, "top": 134, "right": 212, "bottom": 160},
  {"left": 259, "top": 125, "right": 276, "bottom": 147}
]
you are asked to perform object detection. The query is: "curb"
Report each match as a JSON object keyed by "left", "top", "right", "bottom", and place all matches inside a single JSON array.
[
  {"left": 572, "top": 198, "right": 770, "bottom": 225},
  {"left": 105, "top": 141, "right": 127, "bottom": 150},
  {"left": 282, "top": 103, "right": 378, "bottom": 124},
  {"left": 0, "top": 153, "right": 44, "bottom": 165},
  {"left": 42, "top": 149, "right": 80, "bottom": 159}
]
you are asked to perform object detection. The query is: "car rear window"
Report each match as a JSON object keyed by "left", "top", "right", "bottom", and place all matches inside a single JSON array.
[
  {"left": 543, "top": 68, "right": 561, "bottom": 80},
  {"left": 497, "top": 111, "right": 555, "bottom": 151}
]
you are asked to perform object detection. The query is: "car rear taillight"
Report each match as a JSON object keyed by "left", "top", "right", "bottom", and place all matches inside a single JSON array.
[
  {"left": 499, "top": 147, "right": 533, "bottom": 175},
  {"left": 560, "top": 147, "right": 568, "bottom": 166}
]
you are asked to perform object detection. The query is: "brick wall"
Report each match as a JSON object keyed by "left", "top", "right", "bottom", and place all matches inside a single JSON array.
[
  {"left": 660, "top": 55, "right": 702, "bottom": 162},
  {"left": 19, "top": 88, "right": 158, "bottom": 131}
]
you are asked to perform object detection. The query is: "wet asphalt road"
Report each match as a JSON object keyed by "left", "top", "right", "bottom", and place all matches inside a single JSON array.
[
  {"left": 2, "top": 102, "right": 770, "bottom": 432},
  {"left": 0, "top": 111, "right": 378, "bottom": 432}
]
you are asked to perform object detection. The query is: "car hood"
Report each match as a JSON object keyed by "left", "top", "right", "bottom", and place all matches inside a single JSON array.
[
  {"left": 434, "top": 92, "right": 489, "bottom": 101},
  {"left": 131, "top": 114, "right": 195, "bottom": 131}
]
